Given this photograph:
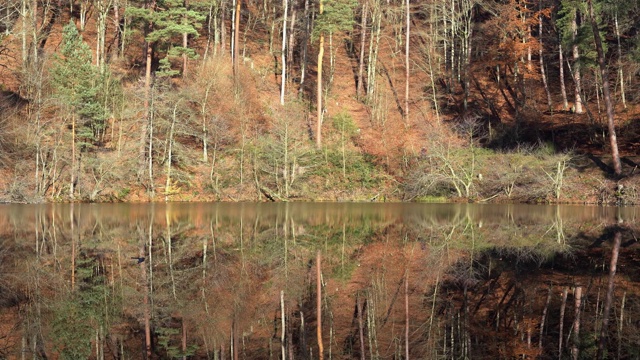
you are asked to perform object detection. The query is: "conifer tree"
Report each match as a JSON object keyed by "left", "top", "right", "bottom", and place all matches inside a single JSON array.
[{"left": 50, "top": 20, "right": 109, "bottom": 197}]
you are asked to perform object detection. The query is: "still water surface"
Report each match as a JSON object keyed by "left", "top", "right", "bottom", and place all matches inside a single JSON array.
[{"left": 0, "top": 203, "right": 638, "bottom": 359}]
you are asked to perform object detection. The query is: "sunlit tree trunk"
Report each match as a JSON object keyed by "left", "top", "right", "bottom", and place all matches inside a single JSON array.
[
  {"left": 96, "top": 0, "right": 111, "bottom": 73},
  {"left": 316, "top": 0, "right": 325, "bottom": 148},
  {"left": 165, "top": 103, "right": 178, "bottom": 201},
  {"left": 404, "top": 0, "right": 410, "bottom": 119},
  {"left": 539, "top": 0, "right": 552, "bottom": 111},
  {"left": 587, "top": 0, "right": 621, "bottom": 175},
  {"left": 201, "top": 85, "right": 212, "bottom": 162},
  {"left": 141, "top": 0, "right": 156, "bottom": 193},
  {"left": 558, "top": 42, "right": 569, "bottom": 110},
  {"left": 366, "top": 0, "right": 381, "bottom": 99},
  {"left": 613, "top": 12, "right": 626, "bottom": 109},
  {"left": 299, "top": 0, "right": 310, "bottom": 93},
  {"left": 570, "top": 10, "right": 583, "bottom": 114},
  {"left": 233, "top": 0, "right": 241, "bottom": 76},
  {"left": 113, "top": 0, "right": 121, "bottom": 57},
  {"left": 220, "top": 0, "right": 227, "bottom": 53},
  {"left": 356, "top": 1, "right": 368, "bottom": 100},
  {"left": 280, "top": 0, "right": 288, "bottom": 105}
]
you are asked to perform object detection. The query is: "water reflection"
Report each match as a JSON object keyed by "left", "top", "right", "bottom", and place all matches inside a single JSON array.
[{"left": 0, "top": 203, "right": 637, "bottom": 359}]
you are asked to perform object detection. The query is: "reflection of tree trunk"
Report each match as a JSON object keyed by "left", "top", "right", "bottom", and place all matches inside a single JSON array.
[
  {"left": 70, "top": 203, "right": 76, "bottom": 290},
  {"left": 141, "top": 235, "right": 152, "bottom": 359},
  {"left": 597, "top": 230, "right": 621, "bottom": 359},
  {"left": 559, "top": 287, "right": 568, "bottom": 356},
  {"left": 539, "top": 286, "right": 552, "bottom": 349},
  {"left": 182, "top": 319, "right": 187, "bottom": 360},
  {"left": 571, "top": 286, "right": 582, "bottom": 360},
  {"left": 232, "top": 317, "right": 239, "bottom": 360},
  {"left": 357, "top": 293, "right": 365, "bottom": 360},
  {"left": 404, "top": 272, "right": 409, "bottom": 360},
  {"left": 281, "top": 290, "right": 286, "bottom": 360},
  {"left": 316, "top": 251, "right": 323, "bottom": 359}
]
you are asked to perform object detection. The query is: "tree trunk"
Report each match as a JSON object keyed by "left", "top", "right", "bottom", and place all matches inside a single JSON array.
[
  {"left": 404, "top": 0, "right": 410, "bottom": 119},
  {"left": 141, "top": 0, "right": 155, "bottom": 185},
  {"left": 366, "top": 0, "right": 380, "bottom": 98},
  {"left": 356, "top": 2, "right": 368, "bottom": 100},
  {"left": 558, "top": 42, "right": 569, "bottom": 110},
  {"left": 70, "top": 114, "right": 76, "bottom": 198},
  {"left": 280, "top": 0, "right": 288, "bottom": 105},
  {"left": 299, "top": 0, "right": 310, "bottom": 94},
  {"left": 220, "top": 0, "right": 226, "bottom": 53},
  {"left": 539, "top": 0, "right": 552, "bottom": 111},
  {"left": 113, "top": 0, "right": 120, "bottom": 57},
  {"left": 613, "top": 12, "right": 626, "bottom": 109},
  {"left": 182, "top": 0, "right": 189, "bottom": 76},
  {"left": 233, "top": 0, "right": 241, "bottom": 76},
  {"left": 315, "top": 0, "right": 325, "bottom": 148},
  {"left": 587, "top": 0, "right": 622, "bottom": 175},
  {"left": 571, "top": 10, "right": 583, "bottom": 114},
  {"left": 165, "top": 103, "right": 178, "bottom": 201}
]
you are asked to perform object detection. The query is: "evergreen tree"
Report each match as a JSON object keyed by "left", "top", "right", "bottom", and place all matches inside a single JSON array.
[
  {"left": 50, "top": 20, "right": 109, "bottom": 147},
  {"left": 127, "top": 0, "right": 205, "bottom": 77},
  {"left": 50, "top": 20, "right": 113, "bottom": 197}
]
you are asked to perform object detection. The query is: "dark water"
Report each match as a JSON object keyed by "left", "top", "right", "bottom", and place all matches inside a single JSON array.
[{"left": 0, "top": 203, "right": 638, "bottom": 359}]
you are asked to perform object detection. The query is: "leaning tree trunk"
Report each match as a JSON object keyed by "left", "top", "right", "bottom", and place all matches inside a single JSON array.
[{"left": 587, "top": 0, "right": 621, "bottom": 175}]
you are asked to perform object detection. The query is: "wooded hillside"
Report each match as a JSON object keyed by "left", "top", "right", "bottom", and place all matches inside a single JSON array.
[{"left": 0, "top": 0, "right": 639, "bottom": 203}]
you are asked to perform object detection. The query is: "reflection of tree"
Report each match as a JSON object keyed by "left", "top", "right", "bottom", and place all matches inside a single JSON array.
[
  {"left": 435, "top": 221, "right": 639, "bottom": 359},
  {"left": 0, "top": 205, "right": 639, "bottom": 358}
]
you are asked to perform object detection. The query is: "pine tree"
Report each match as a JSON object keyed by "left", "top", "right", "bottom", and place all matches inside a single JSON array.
[
  {"left": 50, "top": 20, "right": 110, "bottom": 197},
  {"left": 128, "top": 0, "right": 205, "bottom": 77}
]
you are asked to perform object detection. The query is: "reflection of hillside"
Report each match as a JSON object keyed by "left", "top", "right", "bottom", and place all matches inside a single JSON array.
[
  {"left": 0, "top": 204, "right": 637, "bottom": 358},
  {"left": 439, "top": 224, "right": 640, "bottom": 359}
]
